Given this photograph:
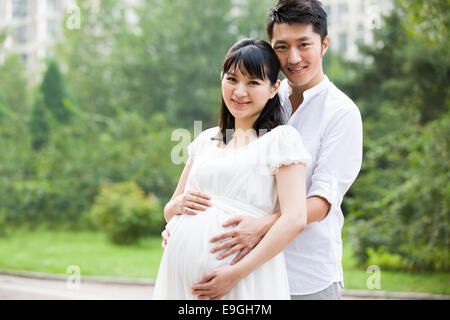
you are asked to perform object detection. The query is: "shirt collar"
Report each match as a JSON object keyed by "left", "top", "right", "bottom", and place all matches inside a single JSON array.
[{"left": 285, "top": 75, "right": 330, "bottom": 102}]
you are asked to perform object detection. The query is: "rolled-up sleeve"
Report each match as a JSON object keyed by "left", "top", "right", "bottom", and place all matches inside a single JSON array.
[{"left": 307, "top": 107, "right": 363, "bottom": 207}]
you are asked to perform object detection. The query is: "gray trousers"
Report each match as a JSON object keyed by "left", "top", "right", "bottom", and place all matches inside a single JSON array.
[{"left": 291, "top": 282, "right": 343, "bottom": 300}]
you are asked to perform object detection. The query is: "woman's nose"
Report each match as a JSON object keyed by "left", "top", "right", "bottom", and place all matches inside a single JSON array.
[{"left": 234, "top": 83, "right": 248, "bottom": 97}]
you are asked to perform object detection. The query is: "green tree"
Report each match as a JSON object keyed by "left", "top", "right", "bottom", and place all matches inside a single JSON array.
[
  {"left": 57, "top": 0, "right": 278, "bottom": 128},
  {"left": 0, "top": 55, "right": 29, "bottom": 118},
  {"left": 29, "top": 94, "right": 50, "bottom": 150},
  {"left": 57, "top": 0, "right": 127, "bottom": 118},
  {"left": 41, "top": 60, "right": 71, "bottom": 124},
  {"left": 0, "top": 95, "right": 5, "bottom": 122},
  {"left": 343, "top": 1, "right": 449, "bottom": 124},
  {"left": 343, "top": 0, "right": 450, "bottom": 270}
]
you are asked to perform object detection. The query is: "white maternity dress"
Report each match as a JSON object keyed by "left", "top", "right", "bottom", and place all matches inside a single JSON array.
[{"left": 153, "top": 125, "right": 312, "bottom": 299}]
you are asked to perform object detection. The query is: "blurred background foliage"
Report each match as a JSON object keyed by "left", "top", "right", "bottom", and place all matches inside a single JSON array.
[{"left": 0, "top": 0, "right": 448, "bottom": 270}]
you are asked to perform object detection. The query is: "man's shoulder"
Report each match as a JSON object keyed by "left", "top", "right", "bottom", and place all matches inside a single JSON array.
[{"left": 324, "top": 80, "right": 360, "bottom": 116}]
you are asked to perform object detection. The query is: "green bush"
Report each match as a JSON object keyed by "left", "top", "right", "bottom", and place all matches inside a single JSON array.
[
  {"left": 0, "top": 109, "right": 181, "bottom": 231},
  {"left": 89, "top": 181, "right": 164, "bottom": 245},
  {"left": 348, "top": 110, "right": 450, "bottom": 271},
  {"left": 366, "top": 247, "right": 413, "bottom": 271}
]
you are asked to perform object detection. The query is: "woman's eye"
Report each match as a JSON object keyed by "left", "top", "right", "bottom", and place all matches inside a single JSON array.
[
  {"left": 249, "top": 81, "right": 260, "bottom": 85},
  {"left": 275, "top": 46, "right": 287, "bottom": 50},
  {"left": 227, "top": 77, "right": 236, "bottom": 82}
]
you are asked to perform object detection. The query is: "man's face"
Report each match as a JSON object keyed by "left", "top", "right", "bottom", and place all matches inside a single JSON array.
[{"left": 271, "top": 23, "right": 329, "bottom": 90}]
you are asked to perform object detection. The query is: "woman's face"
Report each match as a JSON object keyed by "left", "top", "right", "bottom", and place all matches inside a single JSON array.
[{"left": 221, "top": 65, "right": 279, "bottom": 126}]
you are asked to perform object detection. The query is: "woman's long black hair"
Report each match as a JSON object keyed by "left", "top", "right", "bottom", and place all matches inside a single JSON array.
[{"left": 216, "top": 38, "right": 284, "bottom": 144}]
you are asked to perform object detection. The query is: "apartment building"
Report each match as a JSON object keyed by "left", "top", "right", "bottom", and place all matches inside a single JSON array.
[
  {"left": 0, "top": 0, "right": 72, "bottom": 72},
  {"left": 322, "top": 0, "right": 393, "bottom": 60},
  {"left": 0, "top": 0, "right": 395, "bottom": 75}
]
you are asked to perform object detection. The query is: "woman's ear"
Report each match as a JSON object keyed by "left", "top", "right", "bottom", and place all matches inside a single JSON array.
[{"left": 269, "top": 79, "right": 281, "bottom": 99}]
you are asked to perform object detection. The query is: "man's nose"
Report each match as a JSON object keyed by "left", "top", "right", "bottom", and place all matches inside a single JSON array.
[{"left": 287, "top": 48, "right": 302, "bottom": 65}]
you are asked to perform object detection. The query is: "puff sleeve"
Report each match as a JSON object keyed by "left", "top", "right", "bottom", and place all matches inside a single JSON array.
[
  {"left": 187, "top": 127, "right": 219, "bottom": 159},
  {"left": 267, "top": 125, "right": 312, "bottom": 175}
]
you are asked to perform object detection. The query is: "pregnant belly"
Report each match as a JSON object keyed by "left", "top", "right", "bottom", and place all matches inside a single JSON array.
[{"left": 165, "top": 207, "right": 238, "bottom": 279}]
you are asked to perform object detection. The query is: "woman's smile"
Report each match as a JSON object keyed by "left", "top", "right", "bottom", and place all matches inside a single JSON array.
[{"left": 231, "top": 98, "right": 251, "bottom": 107}]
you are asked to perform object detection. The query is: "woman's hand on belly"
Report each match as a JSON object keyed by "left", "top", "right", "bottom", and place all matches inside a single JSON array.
[
  {"left": 191, "top": 265, "right": 241, "bottom": 300},
  {"left": 173, "top": 190, "right": 212, "bottom": 216}
]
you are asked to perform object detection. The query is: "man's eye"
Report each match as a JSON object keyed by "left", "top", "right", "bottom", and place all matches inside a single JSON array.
[
  {"left": 227, "top": 77, "right": 236, "bottom": 82},
  {"left": 300, "top": 43, "right": 310, "bottom": 48},
  {"left": 275, "top": 46, "right": 287, "bottom": 50},
  {"left": 249, "top": 81, "right": 260, "bottom": 85}
]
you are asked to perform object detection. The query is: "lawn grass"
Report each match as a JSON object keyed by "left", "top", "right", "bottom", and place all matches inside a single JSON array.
[
  {"left": 343, "top": 269, "right": 450, "bottom": 295},
  {"left": 0, "top": 228, "right": 163, "bottom": 279},
  {"left": 0, "top": 229, "right": 448, "bottom": 295}
]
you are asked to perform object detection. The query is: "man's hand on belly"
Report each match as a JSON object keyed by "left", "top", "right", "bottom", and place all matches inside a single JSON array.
[{"left": 209, "top": 213, "right": 279, "bottom": 264}]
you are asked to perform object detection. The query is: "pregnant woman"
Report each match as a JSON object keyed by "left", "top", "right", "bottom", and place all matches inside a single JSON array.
[{"left": 153, "top": 38, "right": 312, "bottom": 300}]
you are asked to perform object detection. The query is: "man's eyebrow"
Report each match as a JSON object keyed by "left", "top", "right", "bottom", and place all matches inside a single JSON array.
[
  {"left": 296, "top": 36, "right": 313, "bottom": 41},
  {"left": 273, "top": 40, "right": 288, "bottom": 45},
  {"left": 273, "top": 36, "right": 313, "bottom": 45}
]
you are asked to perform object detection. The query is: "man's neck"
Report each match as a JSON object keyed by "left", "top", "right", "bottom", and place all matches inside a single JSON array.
[
  {"left": 288, "top": 73, "right": 325, "bottom": 114},
  {"left": 289, "top": 89, "right": 304, "bottom": 115}
]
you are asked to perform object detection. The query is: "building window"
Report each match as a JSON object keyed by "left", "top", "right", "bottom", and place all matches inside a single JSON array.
[
  {"left": 13, "top": 24, "right": 28, "bottom": 44},
  {"left": 338, "top": 33, "right": 348, "bottom": 53},
  {"left": 12, "top": 0, "right": 28, "bottom": 17},
  {"left": 357, "top": 23, "right": 365, "bottom": 41},
  {"left": 20, "top": 53, "right": 28, "bottom": 65},
  {"left": 47, "top": 19, "right": 59, "bottom": 37},
  {"left": 337, "top": 3, "right": 348, "bottom": 22},
  {"left": 47, "top": 0, "right": 57, "bottom": 12}
]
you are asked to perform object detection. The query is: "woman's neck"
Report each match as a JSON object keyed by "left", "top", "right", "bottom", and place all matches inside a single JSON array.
[{"left": 234, "top": 118, "right": 256, "bottom": 132}]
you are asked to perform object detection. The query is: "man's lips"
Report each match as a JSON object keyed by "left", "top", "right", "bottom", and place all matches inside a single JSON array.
[{"left": 288, "top": 66, "right": 307, "bottom": 74}]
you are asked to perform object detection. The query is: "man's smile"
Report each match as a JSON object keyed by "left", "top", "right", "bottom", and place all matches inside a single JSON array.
[{"left": 288, "top": 66, "right": 307, "bottom": 74}]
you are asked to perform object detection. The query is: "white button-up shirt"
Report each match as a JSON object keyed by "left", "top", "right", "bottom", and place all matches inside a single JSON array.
[{"left": 279, "top": 76, "right": 363, "bottom": 295}]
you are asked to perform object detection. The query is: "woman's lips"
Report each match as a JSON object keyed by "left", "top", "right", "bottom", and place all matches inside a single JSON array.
[{"left": 232, "top": 99, "right": 251, "bottom": 107}]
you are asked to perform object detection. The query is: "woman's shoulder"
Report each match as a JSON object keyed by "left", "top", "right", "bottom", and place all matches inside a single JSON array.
[
  {"left": 266, "top": 125, "right": 312, "bottom": 169},
  {"left": 188, "top": 126, "right": 219, "bottom": 158},
  {"left": 194, "top": 126, "right": 220, "bottom": 142},
  {"left": 266, "top": 125, "right": 307, "bottom": 152},
  {"left": 269, "top": 125, "right": 301, "bottom": 139}
]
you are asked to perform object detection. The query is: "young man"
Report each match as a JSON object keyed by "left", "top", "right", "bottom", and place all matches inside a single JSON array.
[
  {"left": 262, "top": 0, "right": 363, "bottom": 299},
  {"left": 164, "top": 0, "right": 363, "bottom": 300}
]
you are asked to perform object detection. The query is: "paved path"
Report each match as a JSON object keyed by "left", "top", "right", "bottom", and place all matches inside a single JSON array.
[
  {"left": 1, "top": 273, "right": 448, "bottom": 300},
  {"left": 0, "top": 274, "right": 154, "bottom": 300}
]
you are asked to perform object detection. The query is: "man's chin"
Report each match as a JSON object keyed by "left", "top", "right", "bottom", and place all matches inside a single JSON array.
[
  {"left": 286, "top": 78, "right": 310, "bottom": 89},
  {"left": 282, "top": 72, "right": 307, "bottom": 87}
]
